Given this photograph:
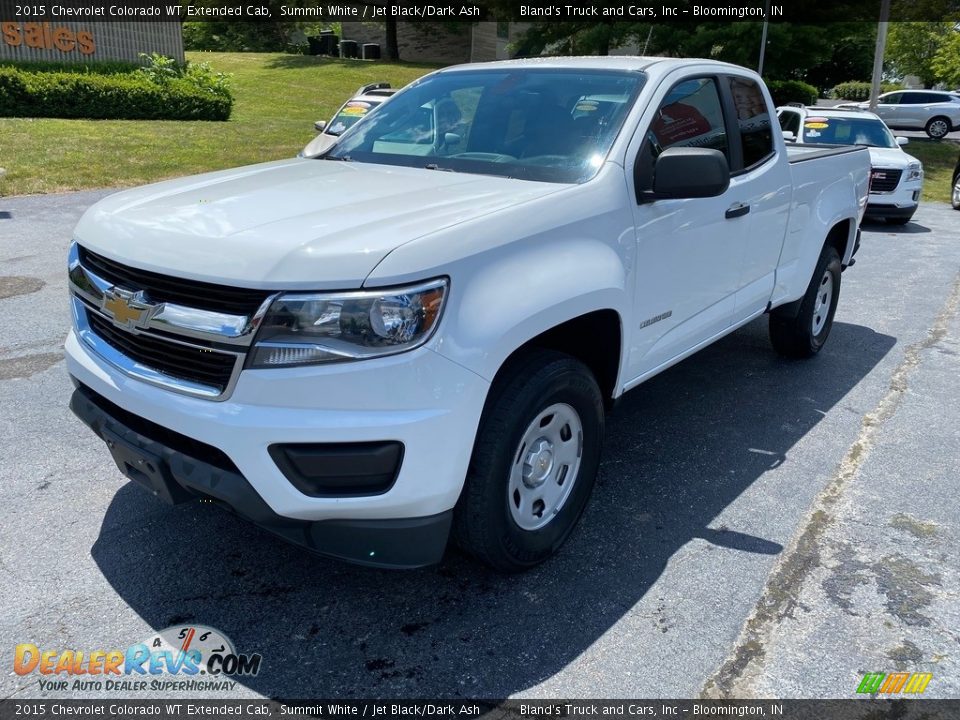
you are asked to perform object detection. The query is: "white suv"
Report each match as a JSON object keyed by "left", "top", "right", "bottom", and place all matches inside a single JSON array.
[
  {"left": 300, "top": 83, "right": 397, "bottom": 157},
  {"left": 778, "top": 106, "right": 923, "bottom": 225}
]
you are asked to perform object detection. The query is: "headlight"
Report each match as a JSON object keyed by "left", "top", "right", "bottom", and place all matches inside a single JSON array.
[
  {"left": 248, "top": 279, "right": 447, "bottom": 368},
  {"left": 906, "top": 162, "right": 923, "bottom": 181}
]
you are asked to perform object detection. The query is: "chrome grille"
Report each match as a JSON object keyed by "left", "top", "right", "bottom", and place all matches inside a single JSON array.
[
  {"left": 69, "top": 243, "right": 275, "bottom": 400},
  {"left": 86, "top": 310, "right": 238, "bottom": 393},
  {"left": 870, "top": 168, "right": 902, "bottom": 193},
  {"left": 77, "top": 246, "right": 272, "bottom": 316}
]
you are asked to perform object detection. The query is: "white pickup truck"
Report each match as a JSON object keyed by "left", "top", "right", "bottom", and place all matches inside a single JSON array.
[{"left": 67, "top": 58, "right": 870, "bottom": 571}]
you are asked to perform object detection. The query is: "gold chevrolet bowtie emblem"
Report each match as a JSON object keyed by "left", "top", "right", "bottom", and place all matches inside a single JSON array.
[{"left": 101, "top": 288, "right": 157, "bottom": 329}]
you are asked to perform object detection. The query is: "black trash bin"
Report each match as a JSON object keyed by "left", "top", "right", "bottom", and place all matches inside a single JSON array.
[
  {"left": 318, "top": 33, "right": 339, "bottom": 56},
  {"left": 307, "top": 36, "right": 323, "bottom": 55},
  {"left": 339, "top": 40, "right": 359, "bottom": 59},
  {"left": 362, "top": 43, "right": 381, "bottom": 60}
]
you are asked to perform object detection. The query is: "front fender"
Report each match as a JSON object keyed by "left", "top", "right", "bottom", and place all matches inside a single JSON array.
[
  {"left": 434, "top": 236, "right": 628, "bottom": 381},
  {"left": 366, "top": 163, "right": 636, "bottom": 384}
]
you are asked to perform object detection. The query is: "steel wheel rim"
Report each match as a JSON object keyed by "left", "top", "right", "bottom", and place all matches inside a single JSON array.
[
  {"left": 812, "top": 269, "right": 834, "bottom": 336},
  {"left": 929, "top": 120, "right": 948, "bottom": 138},
  {"left": 508, "top": 402, "right": 583, "bottom": 531},
  {"left": 953, "top": 178, "right": 960, "bottom": 207}
]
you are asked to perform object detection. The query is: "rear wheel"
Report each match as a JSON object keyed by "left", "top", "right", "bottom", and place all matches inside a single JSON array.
[
  {"left": 769, "top": 245, "right": 842, "bottom": 358},
  {"left": 453, "top": 349, "right": 604, "bottom": 572},
  {"left": 952, "top": 175, "right": 960, "bottom": 210},
  {"left": 925, "top": 116, "right": 950, "bottom": 139}
]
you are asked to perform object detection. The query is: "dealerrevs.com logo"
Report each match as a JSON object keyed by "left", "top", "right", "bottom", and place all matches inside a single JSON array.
[{"left": 14, "top": 625, "right": 262, "bottom": 693}]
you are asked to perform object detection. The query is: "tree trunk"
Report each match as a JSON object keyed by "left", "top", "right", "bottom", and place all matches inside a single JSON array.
[
  {"left": 385, "top": 20, "right": 400, "bottom": 60},
  {"left": 597, "top": 24, "right": 611, "bottom": 56}
]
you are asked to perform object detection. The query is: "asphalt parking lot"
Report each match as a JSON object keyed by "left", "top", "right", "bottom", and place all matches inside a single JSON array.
[{"left": 1, "top": 192, "right": 958, "bottom": 700}]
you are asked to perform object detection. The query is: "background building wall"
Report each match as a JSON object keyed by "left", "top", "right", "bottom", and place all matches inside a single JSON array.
[
  {"left": 340, "top": 22, "right": 472, "bottom": 65},
  {"left": 0, "top": 21, "right": 184, "bottom": 63}
]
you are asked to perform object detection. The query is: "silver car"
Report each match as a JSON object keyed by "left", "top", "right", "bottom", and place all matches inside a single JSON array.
[{"left": 839, "top": 90, "right": 960, "bottom": 139}]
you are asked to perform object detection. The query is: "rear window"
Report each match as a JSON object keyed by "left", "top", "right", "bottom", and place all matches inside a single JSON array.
[{"left": 902, "top": 92, "right": 951, "bottom": 104}]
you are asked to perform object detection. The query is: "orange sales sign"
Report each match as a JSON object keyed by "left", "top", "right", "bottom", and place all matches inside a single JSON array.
[{"left": 1, "top": 21, "right": 96, "bottom": 55}]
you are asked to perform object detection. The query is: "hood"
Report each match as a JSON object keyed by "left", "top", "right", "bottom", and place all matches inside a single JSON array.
[
  {"left": 866, "top": 146, "right": 918, "bottom": 169},
  {"left": 75, "top": 158, "right": 563, "bottom": 289}
]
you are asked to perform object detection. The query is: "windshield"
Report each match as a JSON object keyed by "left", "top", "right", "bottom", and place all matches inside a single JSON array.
[
  {"left": 323, "top": 68, "right": 646, "bottom": 183},
  {"left": 326, "top": 100, "right": 382, "bottom": 136},
  {"left": 801, "top": 116, "right": 897, "bottom": 148}
]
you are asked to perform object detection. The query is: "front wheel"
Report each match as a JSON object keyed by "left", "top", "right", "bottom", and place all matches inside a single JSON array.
[
  {"left": 453, "top": 349, "right": 604, "bottom": 572},
  {"left": 769, "top": 245, "right": 842, "bottom": 358},
  {"left": 952, "top": 175, "right": 960, "bottom": 210},
  {"left": 925, "top": 116, "right": 951, "bottom": 139}
]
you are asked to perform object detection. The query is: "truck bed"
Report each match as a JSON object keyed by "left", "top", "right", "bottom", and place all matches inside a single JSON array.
[{"left": 785, "top": 143, "right": 868, "bottom": 164}]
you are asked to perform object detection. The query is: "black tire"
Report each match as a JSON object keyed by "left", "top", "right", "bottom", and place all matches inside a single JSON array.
[
  {"left": 452, "top": 349, "right": 604, "bottom": 572},
  {"left": 924, "top": 116, "right": 951, "bottom": 139},
  {"left": 886, "top": 215, "right": 913, "bottom": 226},
  {"left": 769, "top": 245, "right": 842, "bottom": 359},
  {"left": 951, "top": 175, "right": 960, "bottom": 210}
]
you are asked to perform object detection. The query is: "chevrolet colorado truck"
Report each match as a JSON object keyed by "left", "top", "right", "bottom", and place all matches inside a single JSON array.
[{"left": 67, "top": 58, "right": 870, "bottom": 571}]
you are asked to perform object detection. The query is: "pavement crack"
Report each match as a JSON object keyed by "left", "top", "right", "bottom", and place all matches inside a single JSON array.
[{"left": 701, "top": 270, "right": 960, "bottom": 699}]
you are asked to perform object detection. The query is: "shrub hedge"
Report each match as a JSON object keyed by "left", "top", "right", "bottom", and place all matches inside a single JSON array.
[
  {"left": 0, "top": 59, "right": 141, "bottom": 75},
  {"left": 832, "top": 81, "right": 905, "bottom": 100},
  {"left": 0, "top": 66, "right": 232, "bottom": 121},
  {"left": 766, "top": 80, "right": 820, "bottom": 107}
]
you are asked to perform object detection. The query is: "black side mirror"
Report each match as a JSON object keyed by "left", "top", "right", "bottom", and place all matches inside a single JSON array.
[{"left": 640, "top": 147, "right": 730, "bottom": 202}]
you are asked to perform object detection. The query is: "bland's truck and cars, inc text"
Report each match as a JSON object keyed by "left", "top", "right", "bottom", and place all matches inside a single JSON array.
[{"left": 65, "top": 57, "right": 870, "bottom": 572}]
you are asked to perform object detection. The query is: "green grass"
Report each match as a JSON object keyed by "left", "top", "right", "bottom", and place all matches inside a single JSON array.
[
  {"left": 903, "top": 138, "right": 959, "bottom": 204},
  {"left": 0, "top": 52, "right": 437, "bottom": 196}
]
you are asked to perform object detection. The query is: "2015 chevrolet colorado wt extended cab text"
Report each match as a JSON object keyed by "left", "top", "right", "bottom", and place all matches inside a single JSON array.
[{"left": 67, "top": 58, "right": 870, "bottom": 571}]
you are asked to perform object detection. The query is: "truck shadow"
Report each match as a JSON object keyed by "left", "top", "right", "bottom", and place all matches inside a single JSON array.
[
  {"left": 860, "top": 218, "right": 931, "bottom": 234},
  {"left": 91, "top": 318, "right": 894, "bottom": 698}
]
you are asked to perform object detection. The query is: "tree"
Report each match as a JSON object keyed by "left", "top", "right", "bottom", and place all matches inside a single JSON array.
[
  {"left": 513, "top": 21, "right": 875, "bottom": 91},
  {"left": 886, "top": 22, "right": 954, "bottom": 86},
  {"left": 931, "top": 25, "right": 960, "bottom": 88},
  {"left": 384, "top": 20, "right": 399, "bottom": 61},
  {"left": 515, "top": 21, "right": 642, "bottom": 56},
  {"left": 645, "top": 23, "right": 876, "bottom": 89}
]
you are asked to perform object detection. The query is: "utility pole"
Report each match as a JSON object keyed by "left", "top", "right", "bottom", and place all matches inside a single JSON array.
[
  {"left": 758, "top": 0, "right": 770, "bottom": 75},
  {"left": 869, "top": 0, "right": 891, "bottom": 111}
]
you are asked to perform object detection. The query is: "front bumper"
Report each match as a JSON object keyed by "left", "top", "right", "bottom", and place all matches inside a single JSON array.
[
  {"left": 865, "top": 202, "right": 918, "bottom": 219},
  {"left": 65, "top": 328, "right": 490, "bottom": 567},
  {"left": 70, "top": 382, "right": 452, "bottom": 568},
  {"left": 866, "top": 178, "right": 921, "bottom": 219}
]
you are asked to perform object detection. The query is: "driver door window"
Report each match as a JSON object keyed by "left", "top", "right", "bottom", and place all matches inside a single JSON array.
[{"left": 635, "top": 77, "right": 730, "bottom": 192}]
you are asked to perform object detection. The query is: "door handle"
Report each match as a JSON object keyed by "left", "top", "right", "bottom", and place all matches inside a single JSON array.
[{"left": 725, "top": 203, "right": 750, "bottom": 219}]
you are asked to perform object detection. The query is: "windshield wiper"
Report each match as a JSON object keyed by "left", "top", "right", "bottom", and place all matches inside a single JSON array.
[
  {"left": 425, "top": 163, "right": 456, "bottom": 172},
  {"left": 324, "top": 155, "right": 352, "bottom": 162}
]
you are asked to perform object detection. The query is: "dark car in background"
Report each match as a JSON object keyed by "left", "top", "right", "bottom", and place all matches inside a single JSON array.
[{"left": 952, "top": 151, "right": 960, "bottom": 210}]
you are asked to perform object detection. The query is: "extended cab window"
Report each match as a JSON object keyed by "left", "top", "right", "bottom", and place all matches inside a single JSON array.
[
  {"left": 730, "top": 77, "right": 773, "bottom": 169},
  {"left": 635, "top": 77, "right": 729, "bottom": 192}
]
